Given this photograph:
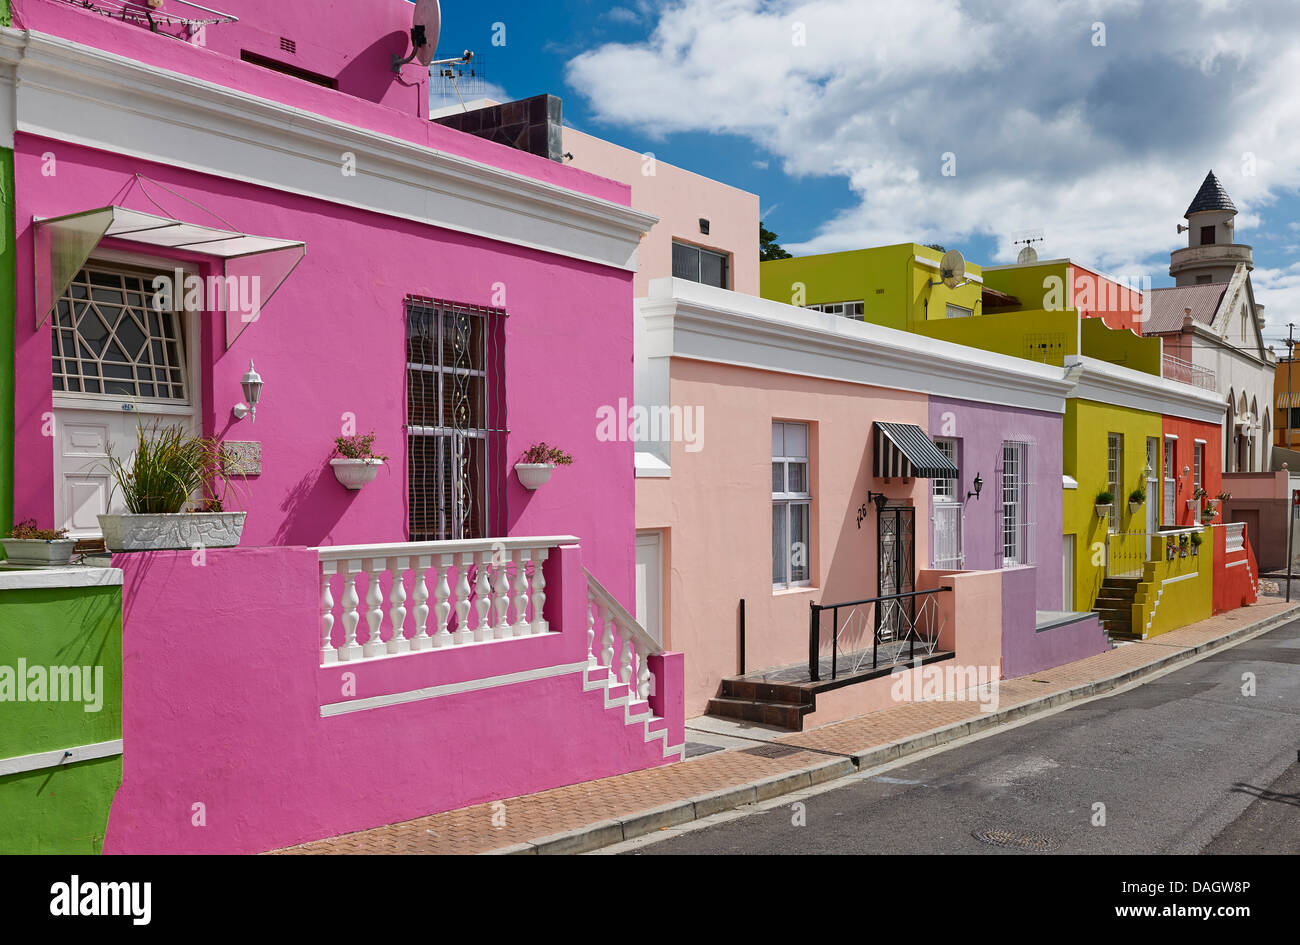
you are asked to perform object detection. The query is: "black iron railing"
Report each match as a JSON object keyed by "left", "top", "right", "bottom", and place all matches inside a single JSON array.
[{"left": 808, "top": 586, "right": 952, "bottom": 682}]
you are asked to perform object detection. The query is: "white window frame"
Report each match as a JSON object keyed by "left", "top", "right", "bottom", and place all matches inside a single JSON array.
[
  {"left": 931, "top": 438, "right": 964, "bottom": 568},
  {"left": 806, "top": 300, "right": 865, "bottom": 320},
  {"left": 1193, "top": 441, "right": 1204, "bottom": 525},
  {"left": 772, "top": 421, "right": 812, "bottom": 589},
  {"left": 1002, "top": 440, "right": 1031, "bottom": 565},
  {"left": 945, "top": 303, "right": 973, "bottom": 319},
  {"left": 1163, "top": 435, "right": 1177, "bottom": 526},
  {"left": 1106, "top": 432, "right": 1123, "bottom": 533}
]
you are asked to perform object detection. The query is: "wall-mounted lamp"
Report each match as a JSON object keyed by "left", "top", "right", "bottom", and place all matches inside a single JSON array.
[
  {"left": 1141, "top": 462, "right": 1153, "bottom": 479},
  {"left": 967, "top": 473, "right": 983, "bottom": 501},
  {"left": 856, "top": 491, "right": 891, "bottom": 528},
  {"left": 232, "top": 359, "right": 263, "bottom": 423}
]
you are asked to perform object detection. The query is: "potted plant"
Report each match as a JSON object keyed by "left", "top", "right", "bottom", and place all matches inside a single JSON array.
[
  {"left": 1202, "top": 504, "right": 1218, "bottom": 523},
  {"left": 1166, "top": 535, "right": 1177, "bottom": 561},
  {"left": 97, "top": 422, "right": 245, "bottom": 552},
  {"left": 330, "top": 432, "right": 388, "bottom": 490},
  {"left": 1178, "top": 533, "right": 1190, "bottom": 558},
  {"left": 1209, "top": 490, "right": 1230, "bottom": 513},
  {"left": 2, "top": 519, "right": 78, "bottom": 566},
  {"left": 1094, "top": 490, "right": 1114, "bottom": 519},
  {"left": 1190, "top": 530, "right": 1203, "bottom": 556},
  {"left": 515, "top": 442, "right": 574, "bottom": 491},
  {"left": 1127, "top": 487, "right": 1145, "bottom": 516}
]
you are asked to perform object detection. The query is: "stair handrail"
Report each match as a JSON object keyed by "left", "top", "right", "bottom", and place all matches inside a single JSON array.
[{"left": 583, "top": 567, "right": 663, "bottom": 656}]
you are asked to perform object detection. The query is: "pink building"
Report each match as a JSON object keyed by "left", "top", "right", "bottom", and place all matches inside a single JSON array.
[{"left": 2, "top": 0, "right": 684, "bottom": 852}]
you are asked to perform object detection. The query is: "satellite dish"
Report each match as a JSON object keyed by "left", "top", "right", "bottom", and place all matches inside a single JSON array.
[
  {"left": 940, "top": 249, "right": 966, "bottom": 289},
  {"left": 1017, "top": 244, "right": 1038, "bottom": 264},
  {"left": 412, "top": 0, "right": 441, "bottom": 67},
  {"left": 393, "top": 0, "right": 441, "bottom": 70}
]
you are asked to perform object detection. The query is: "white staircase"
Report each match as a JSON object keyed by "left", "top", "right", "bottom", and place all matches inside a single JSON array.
[{"left": 584, "top": 569, "right": 685, "bottom": 762}]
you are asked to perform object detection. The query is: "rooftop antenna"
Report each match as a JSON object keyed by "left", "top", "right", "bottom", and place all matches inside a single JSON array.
[
  {"left": 1013, "top": 234, "right": 1044, "bottom": 264},
  {"left": 392, "top": 0, "right": 475, "bottom": 75}
]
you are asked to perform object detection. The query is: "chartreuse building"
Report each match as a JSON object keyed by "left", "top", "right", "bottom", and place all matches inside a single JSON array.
[{"left": 761, "top": 245, "right": 1228, "bottom": 638}]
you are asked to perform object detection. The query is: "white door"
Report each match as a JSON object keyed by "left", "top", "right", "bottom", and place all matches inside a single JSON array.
[
  {"left": 634, "top": 531, "right": 663, "bottom": 645},
  {"left": 50, "top": 262, "right": 199, "bottom": 537}
]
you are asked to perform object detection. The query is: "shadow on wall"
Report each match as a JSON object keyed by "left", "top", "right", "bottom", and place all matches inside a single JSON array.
[
  {"left": 822, "top": 441, "right": 878, "bottom": 606},
  {"left": 273, "top": 462, "right": 353, "bottom": 546},
  {"left": 336, "top": 31, "right": 415, "bottom": 103}
]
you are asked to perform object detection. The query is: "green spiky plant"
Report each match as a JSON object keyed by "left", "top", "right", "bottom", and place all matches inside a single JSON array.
[{"left": 104, "top": 422, "right": 231, "bottom": 515}]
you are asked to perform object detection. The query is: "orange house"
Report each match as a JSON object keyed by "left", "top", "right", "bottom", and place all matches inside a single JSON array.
[{"left": 1161, "top": 416, "right": 1224, "bottom": 528}]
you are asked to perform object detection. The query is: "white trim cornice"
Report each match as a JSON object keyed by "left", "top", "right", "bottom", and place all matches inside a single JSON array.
[
  {"left": 638, "top": 278, "right": 1073, "bottom": 414},
  {"left": 0, "top": 28, "right": 656, "bottom": 271},
  {"left": 1066, "top": 355, "right": 1226, "bottom": 425}
]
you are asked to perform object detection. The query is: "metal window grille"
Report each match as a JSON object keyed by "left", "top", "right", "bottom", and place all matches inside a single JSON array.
[
  {"left": 931, "top": 438, "right": 964, "bottom": 568},
  {"left": 1002, "top": 441, "right": 1031, "bottom": 565},
  {"left": 405, "top": 297, "right": 507, "bottom": 542},
  {"left": 772, "top": 421, "right": 811, "bottom": 587},
  {"left": 1193, "top": 442, "right": 1204, "bottom": 524},
  {"left": 1107, "top": 432, "right": 1123, "bottom": 533},
  {"left": 52, "top": 265, "right": 189, "bottom": 402},
  {"left": 1163, "top": 436, "right": 1176, "bottom": 526}
]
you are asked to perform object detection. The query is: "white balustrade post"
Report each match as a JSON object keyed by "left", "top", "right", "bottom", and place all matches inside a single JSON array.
[
  {"left": 339, "top": 560, "right": 363, "bottom": 661},
  {"left": 319, "top": 563, "right": 337, "bottom": 665},
  {"left": 585, "top": 593, "right": 596, "bottom": 665},
  {"left": 410, "top": 556, "right": 432, "bottom": 651},
  {"left": 513, "top": 549, "right": 531, "bottom": 637},
  {"left": 454, "top": 552, "right": 473, "bottom": 645},
  {"left": 362, "top": 558, "right": 387, "bottom": 658},
  {"left": 386, "top": 556, "right": 410, "bottom": 655},
  {"left": 618, "top": 629, "right": 634, "bottom": 697},
  {"left": 473, "top": 551, "right": 492, "bottom": 643},
  {"left": 438, "top": 554, "right": 458, "bottom": 647},
  {"left": 493, "top": 555, "right": 512, "bottom": 640},
  {"left": 599, "top": 600, "right": 615, "bottom": 672},
  {"left": 531, "top": 548, "right": 549, "bottom": 635},
  {"left": 636, "top": 640, "right": 653, "bottom": 700}
]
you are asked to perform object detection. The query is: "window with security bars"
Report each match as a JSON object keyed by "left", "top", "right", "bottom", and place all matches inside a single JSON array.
[
  {"left": 772, "top": 421, "right": 811, "bottom": 587},
  {"left": 1163, "top": 436, "right": 1176, "bottom": 526},
  {"left": 1106, "top": 432, "right": 1123, "bottom": 533},
  {"left": 52, "top": 265, "right": 188, "bottom": 401},
  {"left": 1001, "top": 441, "right": 1033, "bottom": 566},
  {"left": 932, "top": 438, "right": 963, "bottom": 568},
  {"left": 406, "top": 298, "right": 506, "bottom": 542},
  {"left": 671, "top": 241, "right": 729, "bottom": 288},
  {"left": 1193, "top": 442, "right": 1204, "bottom": 524}
]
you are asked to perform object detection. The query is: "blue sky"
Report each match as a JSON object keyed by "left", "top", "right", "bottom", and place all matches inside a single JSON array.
[{"left": 423, "top": 1, "right": 1300, "bottom": 349}]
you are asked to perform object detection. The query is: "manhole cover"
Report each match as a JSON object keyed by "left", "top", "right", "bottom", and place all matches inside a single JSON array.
[
  {"left": 741, "top": 744, "right": 803, "bottom": 759},
  {"left": 971, "top": 828, "right": 1060, "bottom": 852},
  {"left": 684, "top": 742, "right": 725, "bottom": 758}
]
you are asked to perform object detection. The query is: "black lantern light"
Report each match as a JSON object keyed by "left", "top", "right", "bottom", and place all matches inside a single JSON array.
[{"left": 967, "top": 473, "right": 983, "bottom": 501}]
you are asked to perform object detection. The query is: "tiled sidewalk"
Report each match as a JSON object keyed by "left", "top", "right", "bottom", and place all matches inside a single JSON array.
[{"left": 274, "top": 597, "right": 1298, "bottom": 855}]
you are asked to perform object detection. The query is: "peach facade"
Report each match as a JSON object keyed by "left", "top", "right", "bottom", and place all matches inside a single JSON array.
[{"left": 563, "top": 128, "right": 760, "bottom": 296}]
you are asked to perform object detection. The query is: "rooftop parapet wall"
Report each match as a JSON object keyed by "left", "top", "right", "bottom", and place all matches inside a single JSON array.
[
  {"left": 1081, "top": 317, "right": 1162, "bottom": 377},
  {"left": 913, "top": 308, "right": 1079, "bottom": 366}
]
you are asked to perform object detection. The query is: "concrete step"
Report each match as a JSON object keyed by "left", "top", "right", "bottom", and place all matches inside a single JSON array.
[{"left": 705, "top": 695, "right": 810, "bottom": 731}]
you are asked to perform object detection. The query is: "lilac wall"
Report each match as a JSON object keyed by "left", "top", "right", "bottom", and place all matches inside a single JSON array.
[
  {"left": 14, "top": 134, "right": 636, "bottom": 603},
  {"left": 105, "top": 546, "right": 683, "bottom": 854},
  {"left": 1000, "top": 566, "right": 1109, "bottom": 677},
  {"left": 928, "top": 396, "right": 1063, "bottom": 610}
]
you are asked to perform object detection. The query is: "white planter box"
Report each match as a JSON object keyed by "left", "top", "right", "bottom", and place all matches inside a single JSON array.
[
  {"left": 1186, "top": 499, "right": 1196, "bottom": 510},
  {"left": 1094, "top": 504, "right": 1110, "bottom": 518},
  {"left": 1128, "top": 501, "right": 1142, "bottom": 515},
  {"left": 330, "top": 458, "right": 384, "bottom": 490},
  {"left": 98, "top": 512, "right": 246, "bottom": 552},
  {"left": 1, "top": 538, "right": 78, "bottom": 566},
  {"left": 515, "top": 463, "right": 555, "bottom": 491}
]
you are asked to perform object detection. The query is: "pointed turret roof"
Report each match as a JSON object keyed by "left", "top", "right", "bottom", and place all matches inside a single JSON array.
[{"left": 1185, "top": 170, "right": 1236, "bottom": 217}]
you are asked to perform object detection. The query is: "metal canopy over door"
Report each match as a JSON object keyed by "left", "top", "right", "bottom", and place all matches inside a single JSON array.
[
  {"left": 51, "top": 262, "right": 199, "bottom": 537},
  {"left": 877, "top": 505, "right": 915, "bottom": 642}
]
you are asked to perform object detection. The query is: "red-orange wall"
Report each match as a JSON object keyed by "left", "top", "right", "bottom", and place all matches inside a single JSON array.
[
  {"left": 1071, "top": 265, "right": 1144, "bottom": 332},
  {"left": 1213, "top": 524, "right": 1258, "bottom": 614},
  {"left": 1162, "top": 417, "right": 1223, "bottom": 527}
]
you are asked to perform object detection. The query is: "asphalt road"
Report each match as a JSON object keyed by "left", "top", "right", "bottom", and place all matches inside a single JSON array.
[{"left": 632, "top": 619, "right": 1300, "bottom": 855}]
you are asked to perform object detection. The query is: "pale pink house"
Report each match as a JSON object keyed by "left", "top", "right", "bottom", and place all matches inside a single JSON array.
[{"left": 3, "top": 0, "right": 684, "bottom": 852}]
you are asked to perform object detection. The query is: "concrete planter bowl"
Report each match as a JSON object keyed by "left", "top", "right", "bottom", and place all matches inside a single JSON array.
[
  {"left": 330, "top": 457, "right": 384, "bottom": 490},
  {"left": 515, "top": 463, "right": 555, "bottom": 491},
  {"left": 98, "top": 512, "right": 247, "bottom": 552},
  {"left": 1, "top": 538, "right": 79, "bottom": 566}
]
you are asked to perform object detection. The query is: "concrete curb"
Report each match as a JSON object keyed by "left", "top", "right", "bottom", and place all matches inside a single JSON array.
[{"left": 483, "top": 603, "right": 1297, "bottom": 855}]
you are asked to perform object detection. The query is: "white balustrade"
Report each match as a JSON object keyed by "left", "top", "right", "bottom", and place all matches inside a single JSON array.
[
  {"left": 1225, "top": 522, "right": 1246, "bottom": 554},
  {"left": 314, "top": 537, "right": 574, "bottom": 665},
  {"left": 585, "top": 567, "right": 664, "bottom": 703}
]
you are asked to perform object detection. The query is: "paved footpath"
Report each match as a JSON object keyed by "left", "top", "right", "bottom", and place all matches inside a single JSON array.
[{"left": 273, "top": 597, "right": 1298, "bottom": 855}]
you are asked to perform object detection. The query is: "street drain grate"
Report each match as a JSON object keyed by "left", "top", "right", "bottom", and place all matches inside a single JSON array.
[
  {"left": 971, "top": 828, "right": 1060, "bottom": 852},
  {"left": 741, "top": 744, "right": 803, "bottom": 759}
]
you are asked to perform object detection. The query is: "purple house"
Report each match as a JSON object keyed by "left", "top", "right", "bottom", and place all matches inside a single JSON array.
[{"left": 2, "top": 0, "right": 683, "bottom": 853}]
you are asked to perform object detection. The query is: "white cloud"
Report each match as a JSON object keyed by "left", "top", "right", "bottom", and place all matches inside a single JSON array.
[{"left": 568, "top": 0, "right": 1300, "bottom": 331}]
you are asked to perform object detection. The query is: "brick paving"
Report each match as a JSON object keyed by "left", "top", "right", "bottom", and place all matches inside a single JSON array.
[{"left": 274, "top": 597, "right": 1298, "bottom": 855}]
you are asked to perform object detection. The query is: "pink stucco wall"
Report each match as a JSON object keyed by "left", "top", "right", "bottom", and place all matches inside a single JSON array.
[
  {"left": 105, "top": 544, "right": 683, "bottom": 854},
  {"left": 12, "top": 0, "right": 628, "bottom": 203},
  {"left": 636, "top": 357, "right": 930, "bottom": 716},
  {"left": 14, "top": 134, "right": 636, "bottom": 605},
  {"left": 563, "top": 128, "right": 761, "bottom": 297}
]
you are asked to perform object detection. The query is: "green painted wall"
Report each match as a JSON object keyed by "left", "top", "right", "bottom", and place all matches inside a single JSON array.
[
  {"left": 0, "top": 584, "right": 123, "bottom": 854},
  {"left": 915, "top": 308, "right": 1079, "bottom": 365},
  {"left": 759, "top": 243, "right": 982, "bottom": 331},
  {"left": 1065, "top": 400, "right": 1163, "bottom": 610},
  {"left": 981, "top": 261, "right": 1070, "bottom": 311},
  {"left": 0, "top": 148, "right": 14, "bottom": 539},
  {"left": 1081, "top": 316, "right": 1162, "bottom": 376}
]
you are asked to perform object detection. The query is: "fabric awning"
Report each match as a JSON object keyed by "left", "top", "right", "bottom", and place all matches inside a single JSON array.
[
  {"left": 34, "top": 206, "right": 305, "bottom": 348},
  {"left": 1278, "top": 392, "right": 1300, "bottom": 410},
  {"left": 873, "top": 422, "right": 958, "bottom": 480}
]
